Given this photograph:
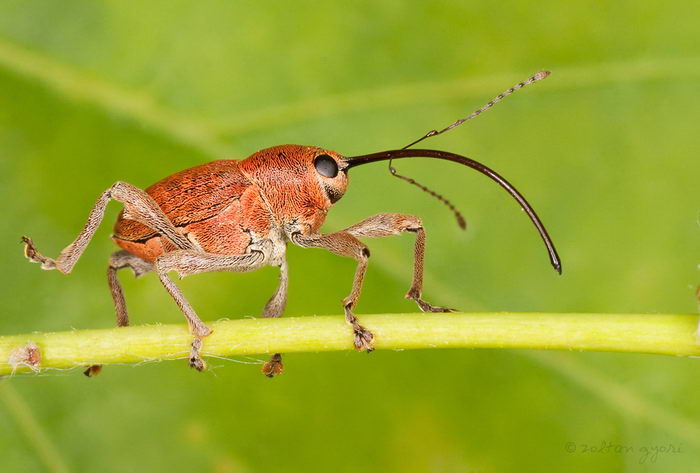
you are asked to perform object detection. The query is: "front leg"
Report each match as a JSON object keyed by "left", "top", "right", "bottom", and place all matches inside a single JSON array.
[
  {"left": 343, "top": 213, "right": 455, "bottom": 313},
  {"left": 292, "top": 232, "right": 374, "bottom": 352}
]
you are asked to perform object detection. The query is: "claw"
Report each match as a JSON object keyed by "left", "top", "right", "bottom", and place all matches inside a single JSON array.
[
  {"left": 406, "top": 289, "right": 456, "bottom": 313},
  {"left": 262, "top": 353, "right": 284, "bottom": 377},
  {"left": 189, "top": 355, "right": 207, "bottom": 372},
  {"left": 414, "top": 298, "right": 457, "bottom": 313},
  {"left": 84, "top": 365, "right": 103, "bottom": 377},
  {"left": 21, "top": 236, "right": 57, "bottom": 270},
  {"left": 189, "top": 338, "right": 207, "bottom": 372},
  {"left": 344, "top": 305, "right": 375, "bottom": 352},
  {"left": 353, "top": 326, "right": 375, "bottom": 352},
  {"left": 189, "top": 357, "right": 207, "bottom": 372}
]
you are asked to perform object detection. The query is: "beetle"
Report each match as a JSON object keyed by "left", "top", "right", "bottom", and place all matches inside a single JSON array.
[{"left": 22, "top": 71, "right": 561, "bottom": 376}]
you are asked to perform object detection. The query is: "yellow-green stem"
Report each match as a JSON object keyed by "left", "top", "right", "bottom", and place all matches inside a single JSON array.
[{"left": 1, "top": 313, "right": 698, "bottom": 375}]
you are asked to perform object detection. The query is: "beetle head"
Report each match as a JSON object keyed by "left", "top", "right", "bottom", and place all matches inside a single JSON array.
[{"left": 239, "top": 145, "right": 348, "bottom": 232}]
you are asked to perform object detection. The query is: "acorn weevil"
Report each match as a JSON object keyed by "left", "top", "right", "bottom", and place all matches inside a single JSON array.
[{"left": 22, "top": 71, "right": 561, "bottom": 376}]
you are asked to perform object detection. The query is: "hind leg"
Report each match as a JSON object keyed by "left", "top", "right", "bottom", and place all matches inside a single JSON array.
[
  {"left": 22, "top": 181, "right": 194, "bottom": 274},
  {"left": 84, "top": 251, "right": 154, "bottom": 377},
  {"left": 107, "top": 250, "right": 154, "bottom": 327}
]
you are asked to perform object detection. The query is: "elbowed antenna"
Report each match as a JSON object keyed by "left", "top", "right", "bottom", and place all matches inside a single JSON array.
[
  {"left": 385, "top": 70, "right": 552, "bottom": 231},
  {"left": 403, "top": 70, "right": 551, "bottom": 149},
  {"left": 344, "top": 149, "right": 562, "bottom": 274}
]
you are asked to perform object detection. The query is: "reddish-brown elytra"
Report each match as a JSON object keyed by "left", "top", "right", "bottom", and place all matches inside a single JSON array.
[{"left": 22, "top": 71, "right": 560, "bottom": 376}]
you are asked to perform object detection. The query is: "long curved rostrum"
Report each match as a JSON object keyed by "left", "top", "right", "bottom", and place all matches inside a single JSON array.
[{"left": 344, "top": 148, "right": 562, "bottom": 274}]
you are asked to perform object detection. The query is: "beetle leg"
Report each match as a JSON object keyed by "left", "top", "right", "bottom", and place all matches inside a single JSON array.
[
  {"left": 290, "top": 212, "right": 455, "bottom": 353},
  {"left": 82, "top": 251, "right": 155, "bottom": 378},
  {"left": 261, "top": 259, "right": 288, "bottom": 377},
  {"left": 154, "top": 245, "right": 270, "bottom": 371},
  {"left": 107, "top": 250, "right": 155, "bottom": 328},
  {"left": 343, "top": 213, "right": 456, "bottom": 313},
  {"left": 22, "top": 181, "right": 193, "bottom": 274},
  {"left": 291, "top": 232, "right": 374, "bottom": 352},
  {"left": 262, "top": 259, "right": 289, "bottom": 319}
]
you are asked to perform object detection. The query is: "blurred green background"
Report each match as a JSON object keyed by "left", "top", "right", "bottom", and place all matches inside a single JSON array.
[{"left": 1, "top": 1, "right": 699, "bottom": 472}]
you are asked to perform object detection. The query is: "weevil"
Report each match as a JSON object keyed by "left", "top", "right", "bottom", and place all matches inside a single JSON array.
[{"left": 22, "top": 71, "right": 561, "bottom": 376}]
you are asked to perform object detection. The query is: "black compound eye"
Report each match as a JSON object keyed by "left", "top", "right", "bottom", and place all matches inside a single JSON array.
[{"left": 314, "top": 154, "right": 338, "bottom": 178}]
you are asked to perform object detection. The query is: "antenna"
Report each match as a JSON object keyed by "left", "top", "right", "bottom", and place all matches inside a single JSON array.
[
  {"left": 389, "top": 165, "right": 467, "bottom": 229},
  {"left": 388, "top": 70, "right": 551, "bottom": 230},
  {"left": 404, "top": 70, "right": 550, "bottom": 149}
]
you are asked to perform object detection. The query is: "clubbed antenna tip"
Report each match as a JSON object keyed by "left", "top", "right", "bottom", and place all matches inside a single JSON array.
[{"left": 387, "top": 70, "right": 553, "bottom": 232}]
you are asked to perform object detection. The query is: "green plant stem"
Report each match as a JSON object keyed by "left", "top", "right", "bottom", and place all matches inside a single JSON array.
[{"left": 1, "top": 313, "right": 698, "bottom": 375}]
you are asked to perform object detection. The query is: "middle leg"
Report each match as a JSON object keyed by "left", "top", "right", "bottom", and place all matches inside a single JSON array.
[
  {"left": 261, "top": 260, "right": 288, "bottom": 377},
  {"left": 155, "top": 243, "right": 270, "bottom": 371}
]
